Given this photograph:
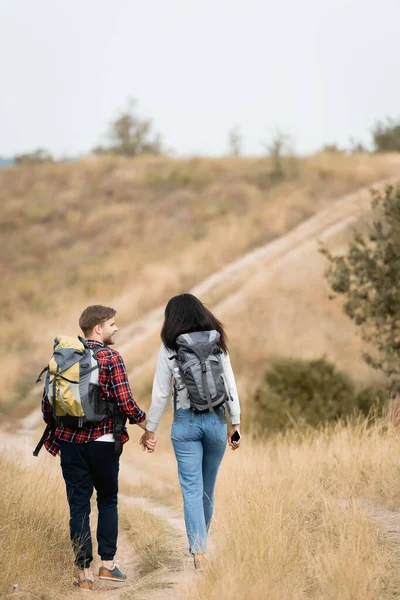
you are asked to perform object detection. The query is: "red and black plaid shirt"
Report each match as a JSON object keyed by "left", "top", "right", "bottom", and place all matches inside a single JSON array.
[{"left": 41, "top": 340, "right": 146, "bottom": 456}]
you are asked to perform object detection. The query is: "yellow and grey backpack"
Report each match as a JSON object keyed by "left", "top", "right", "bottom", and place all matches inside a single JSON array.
[{"left": 33, "top": 336, "right": 125, "bottom": 456}]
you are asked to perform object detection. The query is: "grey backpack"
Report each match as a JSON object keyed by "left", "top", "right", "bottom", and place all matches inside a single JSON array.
[{"left": 172, "top": 330, "right": 232, "bottom": 413}]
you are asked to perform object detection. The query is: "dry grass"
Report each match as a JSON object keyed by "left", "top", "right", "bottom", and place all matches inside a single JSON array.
[
  {"left": 0, "top": 457, "right": 74, "bottom": 599},
  {"left": 3, "top": 153, "right": 400, "bottom": 407},
  {"left": 120, "top": 504, "right": 181, "bottom": 577},
  {"left": 183, "top": 419, "right": 400, "bottom": 600},
  {"left": 3, "top": 419, "right": 400, "bottom": 599},
  {"left": 0, "top": 451, "right": 182, "bottom": 600}
]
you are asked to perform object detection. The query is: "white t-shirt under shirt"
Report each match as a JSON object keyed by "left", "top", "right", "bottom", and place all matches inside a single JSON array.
[{"left": 95, "top": 433, "right": 115, "bottom": 442}]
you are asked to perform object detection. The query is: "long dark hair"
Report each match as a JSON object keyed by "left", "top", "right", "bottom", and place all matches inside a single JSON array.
[{"left": 161, "top": 293, "right": 228, "bottom": 353}]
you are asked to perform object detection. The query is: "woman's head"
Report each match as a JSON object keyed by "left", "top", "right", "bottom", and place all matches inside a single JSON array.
[{"left": 161, "top": 293, "right": 228, "bottom": 352}]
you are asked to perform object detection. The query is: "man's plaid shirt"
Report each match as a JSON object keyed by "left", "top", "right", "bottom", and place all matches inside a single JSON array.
[{"left": 41, "top": 340, "right": 146, "bottom": 456}]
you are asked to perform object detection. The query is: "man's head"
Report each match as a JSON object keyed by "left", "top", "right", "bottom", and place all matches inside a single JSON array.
[{"left": 79, "top": 305, "right": 118, "bottom": 345}]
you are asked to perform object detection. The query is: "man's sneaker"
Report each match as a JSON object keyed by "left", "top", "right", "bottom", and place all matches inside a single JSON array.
[
  {"left": 98, "top": 564, "right": 127, "bottom": 582},
  {"left": 74, "top": 578, "right": 93, "bottom": 591}
]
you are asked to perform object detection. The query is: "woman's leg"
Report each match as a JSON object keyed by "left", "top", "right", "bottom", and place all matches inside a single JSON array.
[
  {"left": 202, "top": 411, "right": 227, "bottom": 532},
  {"left": 171, "top": 412, "right": 206, "bottom": 553}
]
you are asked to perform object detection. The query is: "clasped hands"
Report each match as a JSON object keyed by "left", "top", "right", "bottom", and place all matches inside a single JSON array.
[{"left": 139, "top": 428, "right": 157, "bottom": 453}]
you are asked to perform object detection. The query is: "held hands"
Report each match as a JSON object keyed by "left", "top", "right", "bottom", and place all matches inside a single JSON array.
[
  {"left": 140, "top": 429, "right": 157, "bottom": 453},
  {"left": 228, "top": 425, "right": 241, "bottom": 451}
]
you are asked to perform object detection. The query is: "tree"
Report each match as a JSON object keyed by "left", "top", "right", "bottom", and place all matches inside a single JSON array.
[
  {"left": 320, "top": 184, "right": 400, "bottom": 386},
  {"left": 228, "top": 124, "right": 242, "bottom": 156},
  {"left": 372, "top": 117, "right": 400, "bottom": 152},
  {"left": 321, "top": 143, "right": 343, "bottom": 153},
  {"left": 260, "top": 129, "right": 298, "bottom": 181},
  {"left": 15, "top": 148, "right": 53, "bottom": 165},
  {"left": 349, "top": 137, "right": 368, "bottom": 154},
  {"left": 93, "top": 98, "right": 163, "bottom": 157}
]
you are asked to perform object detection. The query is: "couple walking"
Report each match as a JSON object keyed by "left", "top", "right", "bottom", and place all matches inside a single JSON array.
[{"left": 38, "top": 293, "right": 241, "bottom": 591}]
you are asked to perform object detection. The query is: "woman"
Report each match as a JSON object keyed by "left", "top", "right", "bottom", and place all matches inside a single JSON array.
[{"left": 140, "top": 293, "right": 241, "bottom": 568}]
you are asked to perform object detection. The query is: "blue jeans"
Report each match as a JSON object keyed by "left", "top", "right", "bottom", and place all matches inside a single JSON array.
[{"left": 171, "top": 407, "right": 227, "bottom": 553}]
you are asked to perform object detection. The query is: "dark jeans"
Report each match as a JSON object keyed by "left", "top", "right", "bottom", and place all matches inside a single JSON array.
[{"left": 59, "top": 440, "right": 121, "bottom": 568}]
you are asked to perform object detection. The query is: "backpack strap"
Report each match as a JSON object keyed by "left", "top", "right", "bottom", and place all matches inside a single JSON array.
[
  {"left": 91, "top": 345, "right": 107, "bottom": 357},
  {"left": 168, "top": 355, "right": 179, "bottom": 420},
  {"left": 172, "top": 384, "right": 178, "bottom": 420},
  {"left": 200, "top": 359, "right": 214, "bottom": 413},
  {"left": 36, "top": 366, "right": 49, "bottom": 384},
  {"left": 217, "top": 353, "right": 234, "bottom": 402},
  {"left": 33, "top": 424, "right": 52, "bottom": 457},
  {"left": 108, "top": 402, "right": 126, "bottom": 455},
  {"left": 51, "top": 365, "right": 61, "bottom": 421},
  {"left": 78, "top": 335, "right": 89, "bottom": 347},
  {"left": 89, "top": 345, "right": 107, "bottom": 375}
]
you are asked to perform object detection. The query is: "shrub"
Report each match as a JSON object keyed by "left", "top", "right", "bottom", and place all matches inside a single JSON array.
[
  {"left": 15, "top": 148, "right": 53, "bottom": 164},
  {"left": 252, "top": 357, "right": 385, "bottom": 432},
  {"left": 372, "top": 117, "right": 400, "bottom": 152}
]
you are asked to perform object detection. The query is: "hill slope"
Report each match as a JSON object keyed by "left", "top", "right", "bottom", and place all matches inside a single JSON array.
[{"left": 1, "top": 153, "right": 400, "bottom": 409}]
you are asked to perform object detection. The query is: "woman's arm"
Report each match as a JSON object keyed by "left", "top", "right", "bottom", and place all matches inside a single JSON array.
[
  {"left": 145, "top": 344, "right": 173, "bottom": 432},
  {"left": 222, "top": 352, "right": 242, "bottom": 450},
  {"left": 222, "top": 352, "right": 241, "bottom": 425}
]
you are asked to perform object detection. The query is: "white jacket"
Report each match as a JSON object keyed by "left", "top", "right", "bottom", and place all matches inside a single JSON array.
[{"left": 146, "top": 343, "right": 241, "bottom": 432}]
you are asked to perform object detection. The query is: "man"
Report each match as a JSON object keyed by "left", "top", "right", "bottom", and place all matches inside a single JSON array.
[{"left": 41, "top": 305, "right": 156, "bottom": 591}]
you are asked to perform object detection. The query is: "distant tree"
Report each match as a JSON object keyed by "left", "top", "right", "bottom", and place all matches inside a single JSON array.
[
  {"left": 372, "top": 117, "right": 400, "bottom": 152},
  {"left": 261, "top": 129, "right": 297, "bottom": 181},
  {"left": 320, "top": 184, "right": 400, "bottom": 387},
  {"left": 15, "top": 148, "right": 53, "bottom": 165},
  {"left": 349, "top": 137, "right": 368, "bottom": 154},
  {"left": 228, "top": 124, "right": 242, "bottom": 157},
  {"left": 321, "top": 143, "right": 343, "bottom": 153},
  {"left": 93, "top": 98, "right": 163, "bottom": 157}
]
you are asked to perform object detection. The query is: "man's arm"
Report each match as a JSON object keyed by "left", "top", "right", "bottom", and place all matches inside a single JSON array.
[{"left": 108, "top": 352, "right": 147, "bottom": 425}]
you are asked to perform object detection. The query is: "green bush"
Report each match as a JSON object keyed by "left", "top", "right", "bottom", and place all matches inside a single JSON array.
[
  {"left": 15, "top": 148, "right": 53, "bottom": 164},
  {"left": 372, "top": 117, "right": 400, "bottom": 152},
  {"left": 252, "top": 357, "right": 386, "bottom": 432}
]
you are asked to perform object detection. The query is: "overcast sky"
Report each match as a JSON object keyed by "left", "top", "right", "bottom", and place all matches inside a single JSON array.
[{"left": 1, "top": 0, "right": 399, "bottom": 157}]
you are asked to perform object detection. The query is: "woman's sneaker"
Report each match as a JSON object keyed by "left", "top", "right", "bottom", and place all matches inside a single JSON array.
[
  {"left": 193, "top": 553, "right": 208, "bottom": 570},
  {"left": 98, "top": 564, "right": 127, "bottom": 582}
]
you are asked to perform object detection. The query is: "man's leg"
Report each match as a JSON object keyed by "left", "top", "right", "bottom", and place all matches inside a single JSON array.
[
  {"left": 87, "top": 442, "right": 120, "bottom": 567},
  {"left": 59, "top": 441, "right": 94, "bottom": 574}
]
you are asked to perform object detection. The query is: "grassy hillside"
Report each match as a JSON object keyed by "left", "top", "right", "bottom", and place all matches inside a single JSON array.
[{"left": 2, "top": 153, "right": 400, "bottom": 411}]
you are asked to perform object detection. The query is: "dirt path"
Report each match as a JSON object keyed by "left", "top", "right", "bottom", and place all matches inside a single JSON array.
[
  {"left": 114, "top": 177, "right": 397, "bottom": 380},
  {"left": 356, "top": 498, "right": 400, "bottom": 543}
]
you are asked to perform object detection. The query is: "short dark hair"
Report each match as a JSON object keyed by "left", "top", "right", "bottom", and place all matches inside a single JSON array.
[
  {"left": 79, "top": 305, "right": 116, "bottom": 337},
  {"left": 160, "top": 293, "right": 228, "bottom": 352}
]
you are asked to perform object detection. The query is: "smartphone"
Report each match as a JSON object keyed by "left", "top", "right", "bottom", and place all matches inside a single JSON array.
[{"left": 231, "top": 430, "right": 241, "bottom": 443}]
